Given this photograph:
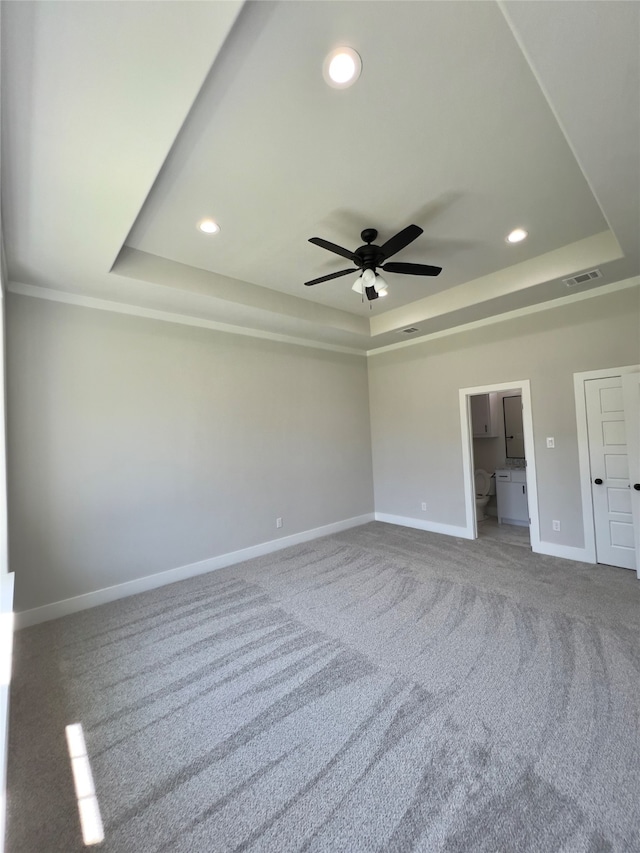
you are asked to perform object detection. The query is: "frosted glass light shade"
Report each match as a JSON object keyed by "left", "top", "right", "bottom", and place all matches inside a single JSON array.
[
  {"left": 352, "top": 269, "right": 388, "bottom": 297},
  {"left": 374, "top": 273, "right": 388, "bottom": 293}
]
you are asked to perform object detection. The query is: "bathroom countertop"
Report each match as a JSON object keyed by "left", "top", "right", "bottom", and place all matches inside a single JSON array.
[{"left": 502, "top": 459, "right": 526, "bottom": 468}]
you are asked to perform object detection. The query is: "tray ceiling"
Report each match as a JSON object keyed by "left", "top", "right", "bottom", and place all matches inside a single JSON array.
[{"left": 1, "top": 1, "right": 638, "bottom": 351}]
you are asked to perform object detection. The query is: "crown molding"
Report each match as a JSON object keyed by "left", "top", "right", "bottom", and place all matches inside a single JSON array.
[
  {"left": 6, "top": 282, "right": 368, "bottom": 358},
  {"left": 7, "top": 276, "right": 638, "bottom": 360},
  {"left": 366, "top": 277, "right": 640, "bottom": 357}
]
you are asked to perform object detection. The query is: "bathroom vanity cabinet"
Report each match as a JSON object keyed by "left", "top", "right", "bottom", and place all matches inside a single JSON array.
[
  {"left": 495, "top": 469, "right": 529, "bottom": 526},
  {"left": 471, "top": 392, "right": 500, "bottom": 438}
]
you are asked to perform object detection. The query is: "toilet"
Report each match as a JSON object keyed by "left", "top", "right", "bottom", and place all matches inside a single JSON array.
[{"left": 474, "top": 469, "right": 494, "bottom": 521}]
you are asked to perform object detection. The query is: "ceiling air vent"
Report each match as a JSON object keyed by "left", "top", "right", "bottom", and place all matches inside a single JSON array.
[
  {"left": 563, "top": 269, "right": 602, "bottom": 288},
  {"left": 399, "top": 327, "right": 420, "bottom": 335}
]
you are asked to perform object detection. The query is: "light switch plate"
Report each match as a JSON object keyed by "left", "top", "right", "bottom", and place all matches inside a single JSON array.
[{"left": 546, "top": 437, "right": 555, "bottom": 448}]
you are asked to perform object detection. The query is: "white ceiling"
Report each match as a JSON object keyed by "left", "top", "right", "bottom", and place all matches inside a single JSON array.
[{"left": 1, "top": 1, "right": 639, "bottom": 352}]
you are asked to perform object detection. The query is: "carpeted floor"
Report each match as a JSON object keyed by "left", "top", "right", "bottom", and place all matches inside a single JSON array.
[{"left": 7, "top": 522, "right": 640, "bottom": 852}]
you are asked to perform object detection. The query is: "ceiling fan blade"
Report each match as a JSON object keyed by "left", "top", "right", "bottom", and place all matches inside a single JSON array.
[
  {"left": 378, "top": 224, "right": 423, "bottom": 260},
  {"left": 382, "top": 262, "right": 442, "bottom": 276},
  {"left": 309, "top": 237, "right": 358, "bottom": 262},
  {"left": 304, "top": 268, "right": 356, "bottom": 287}
]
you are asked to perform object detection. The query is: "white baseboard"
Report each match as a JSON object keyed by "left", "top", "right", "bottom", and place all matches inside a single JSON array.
[
  {"left": 14, "top": 513, "right": 375, "bottom": 629},
  {"left": 375, "top": 512, "right": 472, "bottom": 540},
  {"left": 375, "top": 514, "right": 595, "bottom": 565},
  {"left": 532, "top": 540, "right": 592, "bottom": 564},
  {"left": 13, "top": 514, "right": 598, "bottom": 631}
]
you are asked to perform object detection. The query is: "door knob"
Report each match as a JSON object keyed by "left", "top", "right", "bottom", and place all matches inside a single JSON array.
[
  {"left": 634, "top": 483, "right": 640, "bottom": 491},
  {"left": 594, "top": 478, "right": 603, "bottom": 485}
]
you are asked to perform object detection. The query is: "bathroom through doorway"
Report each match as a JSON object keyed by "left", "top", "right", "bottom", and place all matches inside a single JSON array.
[{"left": 459, "top": 381, "right": 541, "bottom": 550}]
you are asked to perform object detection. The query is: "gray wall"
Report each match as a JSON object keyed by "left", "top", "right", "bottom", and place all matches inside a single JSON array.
[
  {"left": 368, "top": 287, "right": 640, "bottom": 547},
  {"left": 7, "top": 294, "right": 374, "bottom": 612},
  {"left": 7, "top": 286, "right": 640, "bottom": 613}
]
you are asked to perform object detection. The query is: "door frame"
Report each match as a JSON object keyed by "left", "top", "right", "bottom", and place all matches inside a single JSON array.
[
  {"left": 622, "top": 373, "right": 640, "bottom": 579},
  {"left": 573, "top": 364, "right": 640, "bottom": 565},
  {"left": 459, "top": 379, "right": 540, "bottom": 549}
]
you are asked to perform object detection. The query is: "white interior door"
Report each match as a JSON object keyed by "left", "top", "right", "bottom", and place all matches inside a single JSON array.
[
  {"left": 585, "top": 376, "right": 636, "bottom": 570},
  {"left": 622, "top": 373, "right": 640, "bottom": 579}
]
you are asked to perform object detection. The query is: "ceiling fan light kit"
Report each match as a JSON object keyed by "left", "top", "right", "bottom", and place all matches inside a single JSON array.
[
  {"left": 305, "top": 224, "right": 442, "bottom": 301},
  {"left": 352, "top": 269, "right": 388, "bottom": 299}
]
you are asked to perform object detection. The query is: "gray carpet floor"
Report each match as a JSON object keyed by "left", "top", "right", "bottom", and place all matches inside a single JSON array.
[{"left": 7, "top": 522, "right": 640, "bottom": 852}]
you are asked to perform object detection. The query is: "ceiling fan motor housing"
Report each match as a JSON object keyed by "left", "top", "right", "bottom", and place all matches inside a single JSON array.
[
  {"left": 355, "top": 244, "right": 382, "bottom": 271},
  {"left": 355, "top": 230, "right": 386, "bottom": 273}
]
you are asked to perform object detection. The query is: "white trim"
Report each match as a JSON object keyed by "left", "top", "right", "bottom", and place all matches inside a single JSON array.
[
  {"left": 366, "top": 277, "right": 640, "bottom": 357},
  {"left": 377, "top": 513, "right": 592, "bottom": 565},
  {"left": 622, "top": 373, "right": 640, "bottom": 579},
  {"left": 573, "top": 364, "right": 640, "bottom": 567},
  {"left": 574, "top": 374, "right": 598, "bottom": 564},
  {"left": 458, "top": 380, "right": 541, "bottom": 552},
  {"left": 574, "top": 364, "right": 640, "bottom": 382},
  {"left": 533, "top": 541, "right": 592, "bottom": 564},
  {"left": 459, "top": 392, "right": 478, "bottom": 541},
  {"left": 14, "top": 514, "right": 374, "bottom": 629},
  {"left": 374, "top": 512, "right": 472, "bottom": 540},
  {"left": 8, "top": 278, "right": 639, "bottom": 361},
  {"left": 0, "top": 291, "right": 7, "bottom": 578},
  {"left": 7, "top": 282, "right": 367, "bottom": 358},
  {"left": 0, "top": 574, "right": 14, "bottom": 853},
  {"left": 0, "top": 232, "right": 7, "bottom": 299}
]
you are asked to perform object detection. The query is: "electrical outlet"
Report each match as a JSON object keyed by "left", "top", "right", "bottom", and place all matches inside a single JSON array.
[
  {"left": 421, "top": 502, "right": 427, "bottom": 512},
  {"left": 552, "top": 520, "right": 561, "bottom": 532},
  {"left": 276, "top": 517, "right": 283, "bottom": 529}
]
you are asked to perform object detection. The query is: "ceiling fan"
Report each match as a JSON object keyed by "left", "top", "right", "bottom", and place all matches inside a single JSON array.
[{"left": 304, "top": 224, "right": 442, "bottom": 301}]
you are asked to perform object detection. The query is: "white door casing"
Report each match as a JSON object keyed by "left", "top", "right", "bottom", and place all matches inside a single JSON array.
[
  {"left": 459, "top": 379, "right": 540, "bottom": 550},
  {"left": 622, "top": 373, "right": 640, "bottom": 579},
  {"left": 585, "top": 376, "right": 636, "bottom": 570}
]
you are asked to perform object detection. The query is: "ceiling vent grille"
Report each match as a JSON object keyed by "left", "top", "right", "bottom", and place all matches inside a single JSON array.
[
  {"left": 563, "top": 269, "right": 602, "bottom": 288},
  {"left": 399, "top": 326, "right": 420, "bottom": 335}
]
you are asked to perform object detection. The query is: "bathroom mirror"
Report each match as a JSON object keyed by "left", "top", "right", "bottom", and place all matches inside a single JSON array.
[{"left": 503, "top": 395, "right": 525, "bottom": 458}]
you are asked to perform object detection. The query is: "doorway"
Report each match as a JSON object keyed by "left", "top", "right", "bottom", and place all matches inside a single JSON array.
[
  {"left": 459, "top": 380, "right": 541, "bottom": 550},
  {"left": 574, "top": 365, "right": 640, "bottom": 575}
]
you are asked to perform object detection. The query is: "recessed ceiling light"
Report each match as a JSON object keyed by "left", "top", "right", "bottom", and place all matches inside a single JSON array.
[
  {"left": 198, "top": 219, "right": 220, "bottom": 234},
  {"left": 323, "top": 47, "right": 362, "bottom": 89},
  {"left": 506, "top": 228, "right": 528, "bottom": 244}
]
